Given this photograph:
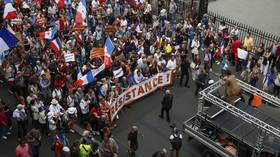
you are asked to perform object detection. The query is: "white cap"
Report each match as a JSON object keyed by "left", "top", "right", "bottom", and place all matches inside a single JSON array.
[
  {"left": 208, "top": 80, "right": 214, "bottom": 84},
  {"left": 63, "top": 146, "right": 70, "bottom": 152}
]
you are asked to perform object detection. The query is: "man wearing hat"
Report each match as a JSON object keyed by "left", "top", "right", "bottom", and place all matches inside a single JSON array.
[
  {"left": 13, "top": 104, "right": 28, "bottom": 139},
  {"left": 49, "top": 99, "right": 64, "bottom": 119}
]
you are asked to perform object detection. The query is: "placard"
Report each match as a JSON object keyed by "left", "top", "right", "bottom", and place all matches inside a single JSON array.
[{"left": 64, "top": 53, "right": 75, "bottom": 62}]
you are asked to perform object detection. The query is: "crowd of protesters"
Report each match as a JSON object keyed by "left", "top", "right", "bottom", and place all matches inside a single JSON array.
[{"left": 0, "top": 0, "right": 280, "bottom": 157}]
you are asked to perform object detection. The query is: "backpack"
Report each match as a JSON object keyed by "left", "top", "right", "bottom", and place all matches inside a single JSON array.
[{"left": 171, "top": 134, "right": 182, "bottom": 150}]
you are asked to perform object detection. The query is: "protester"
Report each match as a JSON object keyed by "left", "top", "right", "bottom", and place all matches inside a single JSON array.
[
  {"left": 159, "top": 90, "right": 173, "bottom": 123},
  {"left": 26, "top": 128, "right": 41, "bottom": 157},
  {"left": 152, "top": 148, "right": 168, "bottom": 157},
  {"left": 100, "top": 136, "right": 119, "bottom": 157},
  {"left": 13, "top": 104, "right": 28, "bottom": 139},
  {"left": 16, "top": 138, "right": 32, "bottom": 157},
  {"left": 179, "top": 55, "right": 190, "bottom": 88},
  {"left": 127, "top": 126, "right": 144, "bottom": 157},
  {"left": 194, "top": 69, "right": 208, "bottom": 96},
  {"left": 0, "top": 107, "right": 8, "bottom": 140}
]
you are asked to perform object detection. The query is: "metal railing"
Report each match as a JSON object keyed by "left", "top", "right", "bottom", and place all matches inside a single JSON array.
[{"left": 208, "top": 11, "right": 280, "bottom": 47}]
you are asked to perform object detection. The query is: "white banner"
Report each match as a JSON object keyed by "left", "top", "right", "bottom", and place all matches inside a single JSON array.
[
  {"left": 238, "top": 48, "right": 248, "bottom": 60},
  {"left": 113, "top": 67, "right": 124, "bottom": 79},
  {"left": 109, "top": 71, "right": 173, "bottom": 121},
  {"left": 64, "top": 53, "right": 75, "bottom": 62}
]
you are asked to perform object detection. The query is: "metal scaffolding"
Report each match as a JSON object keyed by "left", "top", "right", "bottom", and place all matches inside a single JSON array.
[{"left": 198, "top": 78, "right": 280, "bottom": 156}]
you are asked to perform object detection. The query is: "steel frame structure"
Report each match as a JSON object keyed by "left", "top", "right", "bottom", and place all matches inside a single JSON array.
[{"left": 198, "top": 79, "right": 280, "bottom": 157}]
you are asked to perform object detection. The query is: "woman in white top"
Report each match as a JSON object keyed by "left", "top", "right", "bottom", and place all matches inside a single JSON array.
[
  {"left": 47, "top": 112, "right": 57, "bottom": 136},
  {"left": 38, "top": 108, "right": 48, "bottom": 136},
  {"left": 166, "top": 56, "right": 177, "bottom": 71},
  {"left": 191, "top": 37, "right": 200, "bottom": 59},
  {"left": 30, "top": 102, "right": 39, "bottom": 129}
]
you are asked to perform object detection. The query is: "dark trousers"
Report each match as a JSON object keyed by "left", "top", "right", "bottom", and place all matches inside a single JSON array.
[
  {"left": 160, "top": 107, "right": 170, "bottom": 121},
  {"left": 90, "top": 117, "right": 99, "bottom": 131},
  {"left": 195, "top": 83, "right": 204, "bottom": 95},
  {"left": 179, "top": 72, "right": 189, "bottom": 87},
  {"left": 39, "top": 123, "right": 48, "bottom": 136},
  {"left": 171, "top": 148, "right": 180, "bottom": 157},
  {"left": 235, "top": 60, "right": 242, "bottom": 72},
  {"left": 17, "top": 121, "right": 27, "bottom": 139},
  {"left": 250, "top": 78, "right": 258, "bottom": 87},
  {"left": 204, "top": 61, "right": 211, "bottom": 73},
  {"left": 80, "top": 113, "right": 89, "bottom": 125},
  {"left": 32, "top": 119, "right": 39, "bottom": 129},
  {"left": 229, "top": 52, "right": 235, "bottom": 66},
  {"left": 273, "top": 85, "right": 280, "bottom": 95},
  {"left": 129, "top": 143, "right": 138, "bottom": 157}
]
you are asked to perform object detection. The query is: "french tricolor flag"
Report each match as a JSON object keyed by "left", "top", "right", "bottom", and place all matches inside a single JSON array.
[
  {"left": 3, "top": 0, "right": 17, "bottom": 20},
  {"left": 74, "top": 64, "right": 105, "bottom": 87},
  {"left": 104, "top": 37, "right": 115, "bottom": 69},
  {"left": 55, "top": 0, "right": 64, "bottom": 9},
  {"left": 39, "top": 28, "right": 57, "bottom": 40},
  {"left": 75, "top": 0, "right": 87, "bottom": 26},
  {"left": 50, "top": 38, "right": 62, "bottom": 55},
  {"left": 55, "top": 18, "right": 64, "bottom": 31}
]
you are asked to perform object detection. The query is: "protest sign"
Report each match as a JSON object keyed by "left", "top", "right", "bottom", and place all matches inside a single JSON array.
[
  {"left": 238, "top": 48, "right": 248, "bottom": 60},
  {"left": 64, "top": 53, "right": 75, "bottom": 62}
]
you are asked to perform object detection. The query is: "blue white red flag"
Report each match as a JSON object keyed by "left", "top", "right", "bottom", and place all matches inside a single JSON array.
[
  {"left": 75, "top": 64, "right": 105, "bottom": 87},
  {"left": 75, "top": 0, "right": 87, "bottom": 26},
  {"left": 50, "top": 38, "right": 62, "bottom": 54},
  {"left": 104, "top": 37, "right": 115, "bottom": 69},
  {"left": 3, "top": 0, "right": 17, "bottom": 20},
  {"left": 39, "top": 28, "right": 57, "bottom": 40},
  {"left": 0, "top": 27, "right": 18, "bottom": 53}
]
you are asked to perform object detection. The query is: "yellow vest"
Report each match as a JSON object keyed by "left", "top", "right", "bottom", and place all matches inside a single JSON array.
[{"left": 79, "top": 144, "right": 92, "bottom": 157}]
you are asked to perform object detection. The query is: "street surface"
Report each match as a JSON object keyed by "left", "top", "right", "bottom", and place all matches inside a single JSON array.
[{"left": 209, "top": 0, "right": 280, "bottom": 36}]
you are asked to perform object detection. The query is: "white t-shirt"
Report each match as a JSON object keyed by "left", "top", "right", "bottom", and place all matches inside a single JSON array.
[
  {"left": 166, "top": 59, "right": 177, "bottom": 70},
  {"left": 48, "top": 118, "right": 56, "bottom": 131},
  {"left": 31, "top": 105, "right": 39, "bottom": 120},
  {"left": 38, "top": 111, "right": 47, "bottom": 124},
  {"left": 49, "top": 104, "right": 64, "bottom": 116}
]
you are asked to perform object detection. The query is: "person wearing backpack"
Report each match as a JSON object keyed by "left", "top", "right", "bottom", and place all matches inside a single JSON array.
[
  {"left": 169, "top": 128, "right": 182, "bottom": 157},
  {"left": 52, "top": 136, "right": 64, "bottom": 157}
]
